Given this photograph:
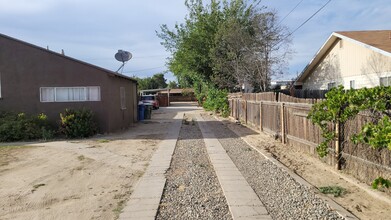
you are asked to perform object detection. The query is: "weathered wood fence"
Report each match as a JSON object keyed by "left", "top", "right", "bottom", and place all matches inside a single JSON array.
[{"left": 229, "top": 92, "right": 391, "bottom": 185}]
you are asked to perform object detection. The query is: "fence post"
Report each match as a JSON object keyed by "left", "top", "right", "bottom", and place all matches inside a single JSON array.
[
  {"left": 259, "top": 102, "right": 263, "bottom": 131},
  {"left": 231, "top": 99, "right": 234, "bottom": 118},
  {"left": 233, "top": 99, "right": 236, "bottom": 119},
  {"left": 244, "top": 100, "right": 248, "bottom": 124},
  {"left": 236, "top": 99, "right": 239, "bottom": 120},
  {"left": 231, "top": 99, "right": 233, "bottom": 117},
  {"left": 281, "top": 102, "right": 286, "bottom": 144},
  {"left": 335, "top": 122, "right": 341, "bottom": 170}
]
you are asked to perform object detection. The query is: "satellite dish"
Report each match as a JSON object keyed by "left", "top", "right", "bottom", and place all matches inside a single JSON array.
[
  {"left": 114, "top": 50, "right": 132, "bottom": 73},
  {"left": 115, "top": 50, "right": 132, "bottom": 62}
]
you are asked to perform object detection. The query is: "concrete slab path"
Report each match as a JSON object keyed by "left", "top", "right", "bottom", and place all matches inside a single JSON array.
[
  {"left": 196, "top": 114, "right": 272, "bottom": 220},
  {"left": 119, "top": 112, "right": 184, "bottom": 220}
]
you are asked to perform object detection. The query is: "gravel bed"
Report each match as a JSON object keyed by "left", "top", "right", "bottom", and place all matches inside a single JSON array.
[
  {"left": 201, "top": 113, "right": 344, "bottom": 220},
  {"left": 156, "top": 114, "right": 232, "bottom": 220}
]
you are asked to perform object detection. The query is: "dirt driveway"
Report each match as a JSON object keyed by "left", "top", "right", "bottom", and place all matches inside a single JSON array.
[{"left": 0, "top": 103, "right": 198, "bottom": 220}]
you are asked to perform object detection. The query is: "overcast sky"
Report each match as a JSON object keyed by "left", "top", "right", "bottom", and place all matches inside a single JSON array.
[{"left": 1, "top": 0, "right": 390, "bottom": 82}]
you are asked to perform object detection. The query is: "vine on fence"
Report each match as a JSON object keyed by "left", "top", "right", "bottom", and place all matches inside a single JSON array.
[{"left": 308, "top": 86, "right": 391, "bottom": 157}]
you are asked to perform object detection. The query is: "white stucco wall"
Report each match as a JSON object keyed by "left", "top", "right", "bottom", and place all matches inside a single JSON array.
[{"left": 303, "top": 38, "right": 391, "bottom": 90}]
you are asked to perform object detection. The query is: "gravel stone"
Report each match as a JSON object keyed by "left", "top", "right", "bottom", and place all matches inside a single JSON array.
[
  {"left": 201, "top": 113, "right": 345, "bottom": 220},
  {"left": 156, "top": 114, "right": 232, "bottom": 220}
]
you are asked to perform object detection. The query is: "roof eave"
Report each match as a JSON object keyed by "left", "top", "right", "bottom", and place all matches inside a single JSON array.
[
  {"left": 0, "top": 33, "right": 138, "bottom": 83},
  {"left": 295, "top": 33, "right": 340, "bottom": 84},
  {"left": 295, "top": 31, "right": 391, "bottom": 85},
  {"left": 333, "top": 32, "right": 391, "bottom": 57}
]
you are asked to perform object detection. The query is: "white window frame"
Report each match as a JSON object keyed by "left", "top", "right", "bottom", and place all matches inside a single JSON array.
[
  {"left": 55, "top": 87, "right": 87, "bottom": 102},
  {"left": 380, "top": 76, "right": 391, "bottom": 87},
  {"left": 40, "top": 87, "right": 55, "bottom": 102},
  {"left": 350, "top": 80, "right": 355, "bottom": 89},
  {"left": 40, "top": 86, "right": 101, "bottom": 102}
]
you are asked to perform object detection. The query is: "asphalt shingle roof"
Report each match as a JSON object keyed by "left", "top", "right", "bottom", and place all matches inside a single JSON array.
[{"left": 336, "top": 30, "right": 391, "bottom": 53}]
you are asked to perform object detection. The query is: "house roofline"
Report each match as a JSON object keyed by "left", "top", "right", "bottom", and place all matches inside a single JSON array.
[
  {"left": 333, "top": 32, "right": 391, "bottom": 57},
  {"left": 0, "top": 33, "right": 138, "bottom": 83},
  {"left": 295, "top": 32, "right": 391, "bottom": 84}
]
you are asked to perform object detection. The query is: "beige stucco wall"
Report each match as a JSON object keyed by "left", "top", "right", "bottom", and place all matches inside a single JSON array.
[{"left": 303, "top": 38, "right": 391, "bottom": 90}]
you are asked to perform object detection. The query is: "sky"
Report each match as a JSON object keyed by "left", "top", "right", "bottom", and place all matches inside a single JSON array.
[{"left": 1, "top": 0, "right": 390, "bottom": 82}]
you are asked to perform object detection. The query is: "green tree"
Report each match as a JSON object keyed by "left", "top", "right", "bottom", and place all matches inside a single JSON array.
[
  {"left": 152, "top": 73, "right": 168, "bottom": 88},
  {"left": 168, "top": 80, "right": 179, "bottom": 89},
  {"left": 158, "top": 0, "right": 222, "bottom": 87},
  {"left": 135, "top": 72, "right": 168, "bottom": 90},
  {"left": 157, "top": 0, "right": 290, "bottom": 92},
  {"left": 136, "top": 77, "right": 153, "bottom": 90}
]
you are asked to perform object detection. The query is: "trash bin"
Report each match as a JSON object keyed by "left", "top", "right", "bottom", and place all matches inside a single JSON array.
[
  {"left": 144, "top": 104, "right": 152, "bottom": 119},
  {"left": 138, "top": 103, "right": 145, "bottom": 121}
]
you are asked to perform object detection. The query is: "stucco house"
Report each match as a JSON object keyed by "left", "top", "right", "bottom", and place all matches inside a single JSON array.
[
  {"left": 295, "top": 30, "right": 391, "bottom": 90},
  {"left": 0, "top": 33, "right": 138, "bottom": 133}
]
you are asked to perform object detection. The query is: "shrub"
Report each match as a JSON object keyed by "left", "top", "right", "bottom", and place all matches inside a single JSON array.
[
  {"left": 308, "top": 86, "right": 391, "bottom": 157},
  {"left": 0, "top": 112, "right": 52, "bottom": 142},
  {"left": 59, "top": 108, "right": 98, "bottom": 138},
  {"left": 203, "top": 87, "right": 230, "bottom": 117},
  {"left": 372, "top": 177, "right": 391, "bottom": 190}
]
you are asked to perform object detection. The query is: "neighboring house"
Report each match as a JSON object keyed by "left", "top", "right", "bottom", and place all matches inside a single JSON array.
[
  {"left": 0, "top": 33, "right": 138, "bottom": 133},
  {"left": 295, "top": 30, "right": 391, "bottom": 90}
]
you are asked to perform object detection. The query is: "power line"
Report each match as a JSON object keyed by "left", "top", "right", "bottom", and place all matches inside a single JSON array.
[
  {"left": 274, "top": 0, "right": 332, "bottom": 48},
  {"left": 83, "top": 54, "right": 168, "bottom": 61},
  {"left": 123, "top": 66, "right": 166, "bottom": 73},
  {"left": 278, "top": 0, "right": 304, "bottom": 25},
  {"left": 288, "top": 0, "right": 332, "bottom": 37},
  {"left": 132, "top": 55, "right": 168, "bottom": 59}
]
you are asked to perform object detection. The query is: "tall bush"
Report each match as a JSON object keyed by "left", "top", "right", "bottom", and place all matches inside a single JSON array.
[
  {"left": 59, "top": 109, "right": 98, "bottom": 138},
  {"left": 203, "top": 87, "right": 230, "bottom": 117}
]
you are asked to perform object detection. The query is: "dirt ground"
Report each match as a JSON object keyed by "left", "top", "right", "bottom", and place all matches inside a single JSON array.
[
  {"left": 218, "top": 116, "right": 391, "bottom": 220},
  {"left": 0, "top": 105, "right": 186, "bottom": 220}
]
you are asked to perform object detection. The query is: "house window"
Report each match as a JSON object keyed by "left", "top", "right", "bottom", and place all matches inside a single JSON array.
[
  {"left": 327, "top": 82, "right": 336, "bottom": 90},
  {"left": 350, "top": 80, "right": 355, "bottom": 89},
  {"left": 56, "top": 87, "right": 86, "bottom": 102},
  {"left": 40, "top": 87, "right": 100, "bottom": 102},
  {"left": 380, "top": 76, "right": 391, "bottom": 87},
  {"left": 120, "top": 87, "right": 126, "bottom": 109},
  {"left": 41, "top": 88, "right": 55, "bottom": 102},
  {"left": 88, "top": 87, "right": 100, "bottom": 101}
]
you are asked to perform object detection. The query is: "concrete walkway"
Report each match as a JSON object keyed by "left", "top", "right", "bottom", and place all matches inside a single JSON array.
[
  {"left": 196, "top": 114, "right": 272, "bottom": 220},
  {"left": 119, "top": 112, "right": 184, "bottom": 220},
  {"left": 120, "top": 110, "right": 271, "bottom": 220}
]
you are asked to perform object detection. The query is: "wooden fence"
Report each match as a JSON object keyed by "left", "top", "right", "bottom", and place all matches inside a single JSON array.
[{"left": 228, "top": 92, "right": 391, "bottom": 185}]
